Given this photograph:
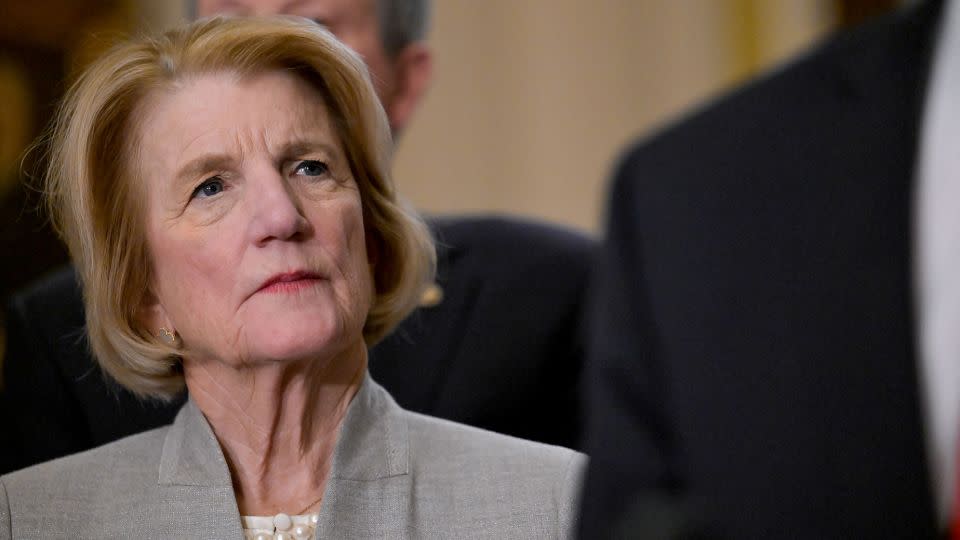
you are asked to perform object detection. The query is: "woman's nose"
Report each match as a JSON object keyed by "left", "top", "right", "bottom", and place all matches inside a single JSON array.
[{"left": 248, "top": 169, "right": 311, "bottom": 245}]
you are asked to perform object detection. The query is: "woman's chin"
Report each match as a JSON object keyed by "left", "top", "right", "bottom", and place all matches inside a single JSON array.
[{"left": 244, "top": 320, "right": 361, "bottom": 365}]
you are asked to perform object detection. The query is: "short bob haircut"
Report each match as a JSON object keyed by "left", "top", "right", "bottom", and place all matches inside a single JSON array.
[{"left": 41, "top": 16, "right": 435, "bottom": 399}]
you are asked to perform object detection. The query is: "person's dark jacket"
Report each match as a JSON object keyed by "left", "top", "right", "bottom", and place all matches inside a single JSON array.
[{"left": 580, "top": 2, "right": 943, "bottom": 537}]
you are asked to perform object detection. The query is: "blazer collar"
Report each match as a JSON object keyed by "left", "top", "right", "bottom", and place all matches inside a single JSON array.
[
  {"left": 328, "top": 372, "right": 410, "bottom": 481},
  {"left": 157, "top": 396, "right": 233, "bottom": 487},
  {"left": 157, "top": 371, "right": 410, "bottom": 486}
]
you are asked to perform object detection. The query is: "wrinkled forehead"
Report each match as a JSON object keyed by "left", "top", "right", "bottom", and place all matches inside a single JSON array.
[
  {"left": 147, "top": 69, "right": 332, "bottom": 128},
  {"left": 125, "top": 69, "right": 342, "bottom": 186}
]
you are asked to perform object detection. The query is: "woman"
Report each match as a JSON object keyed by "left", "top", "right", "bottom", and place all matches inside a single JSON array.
[{"left": 0, "top": 17, "right": 584, "bottom": 539}]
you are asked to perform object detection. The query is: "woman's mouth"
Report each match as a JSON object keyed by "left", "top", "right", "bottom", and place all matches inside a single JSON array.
[{"left": 257, "top": 271, "right": 324, "bottom": 294}]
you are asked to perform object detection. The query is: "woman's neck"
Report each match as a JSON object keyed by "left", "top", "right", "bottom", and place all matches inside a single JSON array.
[{"left": 183, "top": 340, "right": 367, "bottom": 516}]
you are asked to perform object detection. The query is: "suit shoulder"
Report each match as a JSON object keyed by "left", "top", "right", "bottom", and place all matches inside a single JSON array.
[
  {"left": 405, "top": 409, "right": 585, "bottom": 480},
  {"left": 403, "top": 411, "right": 585, "bottom": 536},
  {"left": 1, "top": 425, "right": 168, "bottom": 497},
  {"left": 0, "top": 478, "right": 8, "bottom": 540},
  {"left": 429, "top": 214, "right": 595, "bottom": 265},
  {"left": 3, "top": 265, "right": 84, "bottom": 345},
  {"left": 6, "top": 266, "right": 81, "bottom": 320},
  {"left": 617, "top": 1, "right": 936, "bottom": 180}
]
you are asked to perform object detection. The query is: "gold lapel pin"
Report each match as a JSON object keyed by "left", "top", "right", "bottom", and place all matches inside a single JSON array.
[{"left": 419, "top": 283, "right": 444, "bottom": 307}]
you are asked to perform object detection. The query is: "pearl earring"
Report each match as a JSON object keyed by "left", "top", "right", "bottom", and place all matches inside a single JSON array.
[{"left": 158, "top": 327, "right": 180, "bottom": 346}]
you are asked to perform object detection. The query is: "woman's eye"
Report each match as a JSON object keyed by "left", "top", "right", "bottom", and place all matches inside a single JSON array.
[
  {"left": 192, "top": 177, "right": 224, "bottom": 199},
  {"left": 294, "top": 160, "right": 329, "bottom": 177}
]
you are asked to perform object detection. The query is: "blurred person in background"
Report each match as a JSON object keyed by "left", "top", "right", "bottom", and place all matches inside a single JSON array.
[
  {"left": 0, "top": 17, "right": 584, "bottom": 537},
  {"left": 580, "top": 0, "right": 956, "bottom": 537},
  {"left": 0, "top": 0, "right": 593, "bottom": 474}
]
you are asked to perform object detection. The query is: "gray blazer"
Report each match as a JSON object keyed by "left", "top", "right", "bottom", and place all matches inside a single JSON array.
[{"left": 0, "top": 374, "right": 584, "bottom": 539}]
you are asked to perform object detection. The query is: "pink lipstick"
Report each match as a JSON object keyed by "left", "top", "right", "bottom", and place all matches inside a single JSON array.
[{"left": 257, "top": 271, "right": 323, "bottom": 294}]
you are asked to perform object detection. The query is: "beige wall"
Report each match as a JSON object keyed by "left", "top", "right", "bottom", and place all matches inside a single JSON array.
[
  {"left": 140, "top": 0, "right": 834, "bottom": 234},
  {"left": 134, "top": 0, "right": 189, "bottom": 32},
  {"left": 395, "top": 0, "right": 834, "bottom": 233}
]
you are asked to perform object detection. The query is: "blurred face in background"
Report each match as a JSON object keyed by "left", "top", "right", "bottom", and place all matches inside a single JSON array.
[{"left": 198, "top": 0, "right": 429, "bottom": 134}]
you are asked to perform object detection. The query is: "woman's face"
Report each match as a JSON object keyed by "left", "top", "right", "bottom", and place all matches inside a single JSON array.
[{"left": 136, "top": 70, "right": 373, "bottom": 368}]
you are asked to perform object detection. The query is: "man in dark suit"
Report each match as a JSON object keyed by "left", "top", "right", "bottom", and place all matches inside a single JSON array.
[
  {"left": 0, "top": 0, "right": 593, "bottom": 474},
  {"left": 580, "top": 1, "right": 949, "bottom": 537}
]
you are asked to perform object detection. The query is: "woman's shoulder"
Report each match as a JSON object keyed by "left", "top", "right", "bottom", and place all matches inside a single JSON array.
[
  {"left": 0, "top": 414, "right": 242, "bottom": 539},
  {"left": 405, "top": 409, "right": 584, "bottom": 470},
  {"left": 399, "top": 411, "right": 586, "bottom": 537},
  {"left": 403, "top": 410, "right": 586, "bottom": 492},
  {"left": 1, "top": 425, "right": 170, "bottom": 505}
]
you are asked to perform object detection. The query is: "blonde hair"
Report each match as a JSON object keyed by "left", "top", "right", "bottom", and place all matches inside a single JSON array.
[{"left": 42, "top": 16, "right": 435, "bottom": 399}]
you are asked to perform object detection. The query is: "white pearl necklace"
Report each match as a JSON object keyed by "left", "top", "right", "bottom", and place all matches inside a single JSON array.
[{"left": 242, "top": 512, "right": 320, "bottom": 540}]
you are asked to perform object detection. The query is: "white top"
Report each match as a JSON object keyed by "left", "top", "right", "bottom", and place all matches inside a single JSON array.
[
  {"left": 915, "top": 0, "right": 960, "bottom": 526},
  {"left": 241, "top": 512, "right": 320, "bottom": 540}
]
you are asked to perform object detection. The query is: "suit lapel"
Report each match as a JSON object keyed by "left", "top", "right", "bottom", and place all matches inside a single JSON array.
[
  {"left": 155, "top": 376, "right": 413, "bottom": 538},
  {"left": 817, "top": 0, "right": 942, "bottom": 527},
  {"left": 314, "top": 373, "right": 411, "bottom": 537},
  {"left": 158, "top": 401, "right": 234, "bottom": 488},
  {"left": 156, "top": 401, "right": 244, "bottom": 537}
]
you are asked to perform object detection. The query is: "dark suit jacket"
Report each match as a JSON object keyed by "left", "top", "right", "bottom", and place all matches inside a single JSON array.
[
  {"left": 580, "top": 2, "right": 942, "bottom": 538},
  {"left": 0, "top": 215, "right": 593, "bottom": 474}
]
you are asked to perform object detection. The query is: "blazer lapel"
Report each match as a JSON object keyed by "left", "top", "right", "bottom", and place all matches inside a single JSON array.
[
  {"left": 314, "top": 373, "right": 412, "bottom": 538},
  {"left": 777, "top": 0, "right": 942, "bottom": 529},
  {"left": 157, "top": 401, "right": 244, "bottom": 537},
  {"left": 152, "top": 377, "right": 411, "bottom": 538},
  {"left": 833, "top": 0, "right": 942, "bottom": 512}
]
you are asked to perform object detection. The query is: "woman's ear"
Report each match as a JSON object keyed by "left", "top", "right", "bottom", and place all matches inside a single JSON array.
[{"left": 137, "top": 288, "right": 174, "bottom": 338}]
